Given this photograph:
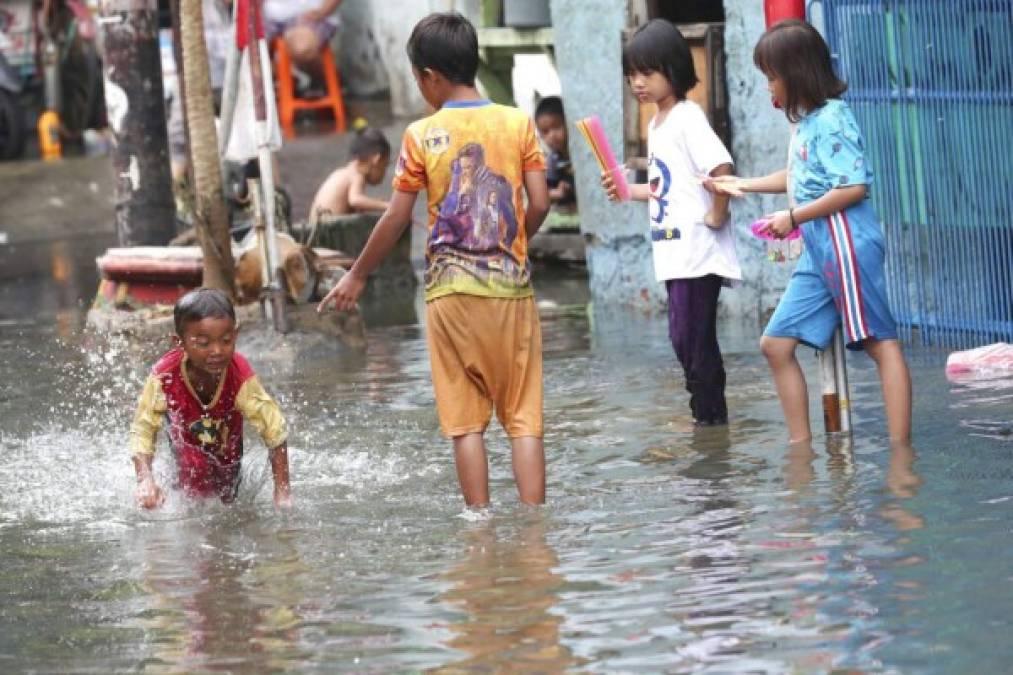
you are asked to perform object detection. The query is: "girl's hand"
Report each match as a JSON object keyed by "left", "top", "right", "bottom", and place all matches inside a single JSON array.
[
  {"left": 600, "top": 169, "right": 621, "bottom": 202},
  {"left": 762, "top": 210, "right": 794, "bottom": 239},
  {"left": 702, "top": 175, "right": 747, "bottom": 198},
  {"left": 136, "top": 478, "right": 165, "bottom": 510}
]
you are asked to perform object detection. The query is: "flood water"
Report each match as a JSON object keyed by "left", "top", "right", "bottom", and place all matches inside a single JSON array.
[{"left": 2, "top": 241, "right": 1013, "bottom": 673}]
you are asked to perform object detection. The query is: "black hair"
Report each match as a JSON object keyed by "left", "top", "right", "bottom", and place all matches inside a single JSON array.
[
  {"left": 349, "top": 127, "right": 391, "bottom": 161},
  {"left": 534, "top": 96, "right": 565, "bottom": 121},
  {"left": 174, "top": 288, "right": 235, "bottom": 336},
  {"left": 406, "top": 12, "right": 478, "bottom": 86},
  {"left": 622, "top": 19, "right": 699, "bottom": 100},
  {"left": 753, "top": 19, "right": 847, "bottom": 122}
]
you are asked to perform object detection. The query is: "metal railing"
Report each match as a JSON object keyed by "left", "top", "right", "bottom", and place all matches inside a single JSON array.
[{"left": 819, "top": 0, "right": 1013, "bottom": 348}]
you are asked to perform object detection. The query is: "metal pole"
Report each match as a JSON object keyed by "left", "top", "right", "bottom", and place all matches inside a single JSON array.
[
  {"left": 246, "top": 0, "right": 287, "bottom": 333},
  {"left": 218, "top": 18, "right": 241, "bottom": 155},
  {"left": 832, "top": 327, "right": 852, "bottom": 433},
  {"left": 819, "top": 340, "right": 841, "bottom": 433},
  {"left": 99, "top": 0, "right": 177, "bottom": 246}
]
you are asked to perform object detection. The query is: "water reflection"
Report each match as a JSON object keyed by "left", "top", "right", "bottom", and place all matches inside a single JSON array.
[
  {"left": 432, "top": 515, "right": 577, "bottom": 672},
  {"left": 132, "top": 514, "right": 308, "bottom": 671},
  {"left": 882, "top": 443, "right": 925, "bottom": 532}
]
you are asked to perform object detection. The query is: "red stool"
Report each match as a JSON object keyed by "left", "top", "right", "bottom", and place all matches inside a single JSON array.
[{"left": 273, "top": 37, "right": 347, "bottom": 138}]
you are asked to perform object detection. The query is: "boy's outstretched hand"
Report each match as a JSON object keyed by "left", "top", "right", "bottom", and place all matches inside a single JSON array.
[
  {"left": 136, "top": 477, "right": 165, "bottom": 510},
  {"left": 316, "top": 270, "right": 366, "bottom": 313}
]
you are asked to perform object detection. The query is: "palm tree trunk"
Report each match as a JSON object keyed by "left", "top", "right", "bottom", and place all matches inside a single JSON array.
[{"left": 179, "top": 0, "right": 235, "bottom": 297}]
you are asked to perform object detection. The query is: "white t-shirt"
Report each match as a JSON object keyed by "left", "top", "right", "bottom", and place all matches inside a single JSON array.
[
  {"left": 646, "top": 100, "right": 741, "bottom": 282},
  {"left": 264, "top": 0, "right": 339, "bottom": 25}
]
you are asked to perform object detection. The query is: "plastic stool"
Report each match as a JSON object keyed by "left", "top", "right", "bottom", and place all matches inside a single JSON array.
[{"left": 273, "top": 37, "right": 347, "bottom": 138}]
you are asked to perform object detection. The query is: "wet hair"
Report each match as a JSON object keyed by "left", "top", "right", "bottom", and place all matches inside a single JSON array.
[
  {"left": 534, "top": 96, "right": 565, "bottom": 121},
  {"left": 174, "top": 288, "right": 236, "bottom": 336},
  {"left": 623, "top": 19, "right": 699, "bottom": 100},
  {"left": 349, "top": 127, "right": 390, "bottom": 161},
  {"left": 407, "top": 12, "right": 478, "bottom": 86},
  {"left": 753, "top": 19, "right": 847, "bottom": 122}
]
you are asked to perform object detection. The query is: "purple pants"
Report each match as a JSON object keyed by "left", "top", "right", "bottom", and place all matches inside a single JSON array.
[{"left": 666, "top": 275, "right": 727, "bottom": 424}]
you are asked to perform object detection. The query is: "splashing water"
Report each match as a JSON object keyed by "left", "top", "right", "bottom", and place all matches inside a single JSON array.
[{"left": 2, "top": 275, "right": 1013, "bottom": 672}]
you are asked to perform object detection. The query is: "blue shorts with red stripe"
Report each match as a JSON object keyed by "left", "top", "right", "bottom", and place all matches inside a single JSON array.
[{"left": 764, "top": 200, "right": 898, "bottom": 351}]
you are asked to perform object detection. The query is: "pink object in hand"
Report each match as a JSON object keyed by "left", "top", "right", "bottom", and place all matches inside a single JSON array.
[
  {"left": 751, "top": 218, "right": 801, "bottom": 241},
  {"left": 576, "top": 115, "right": 630, "bottom": 201}
]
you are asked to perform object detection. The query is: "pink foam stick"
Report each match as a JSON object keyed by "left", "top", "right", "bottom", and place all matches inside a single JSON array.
[
  {"left": 751, "top": 218, "right": 801, "bottom": 241},
  {"left": 576, "top": 115, "right": 630, "bottom": 201}
]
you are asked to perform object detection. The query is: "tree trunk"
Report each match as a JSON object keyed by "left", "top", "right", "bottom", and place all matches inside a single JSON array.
[
  {"left": 100, "top": 0, "right": 176, "bottom": 246},
  {"left": 179, "top": 0, "right": 235, "bottom": 297}
]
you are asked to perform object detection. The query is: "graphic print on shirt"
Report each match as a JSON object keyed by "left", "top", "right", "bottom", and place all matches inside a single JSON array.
[
  {"left": 432, "top": 142, "right": 519, "bottom": 260},
  {"left": 648, "top": 153, "right": 678, "bottom": 241},
  {"left": 188, "top": 416, "right": 230, "bottom": 454}
]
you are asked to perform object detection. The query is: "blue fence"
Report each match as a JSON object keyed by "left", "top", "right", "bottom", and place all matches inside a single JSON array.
[{"left": 818, "top": 0, "right": 1013, "bottom": 348}]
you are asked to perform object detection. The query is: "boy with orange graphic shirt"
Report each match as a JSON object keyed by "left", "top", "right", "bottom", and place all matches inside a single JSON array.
[{"left": 317, "top": 12, "right": 550, "bottom": 507}]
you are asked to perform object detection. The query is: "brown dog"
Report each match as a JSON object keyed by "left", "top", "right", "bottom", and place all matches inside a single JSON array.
[{"left": 235, "top": 233, "right": 319, "bottom": 305}]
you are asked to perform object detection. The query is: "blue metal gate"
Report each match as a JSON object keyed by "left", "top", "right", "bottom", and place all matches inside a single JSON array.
[{"left": 818, "top": 0, "right": 1013, "bottom": 348}]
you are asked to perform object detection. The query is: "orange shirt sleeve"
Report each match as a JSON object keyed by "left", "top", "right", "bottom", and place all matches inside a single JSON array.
[
  {"left": 391, "top": 126, "right": 427, "bottom": 193},
  {"left": 521, "top": 117, "right": 546, "bottom": 172}
]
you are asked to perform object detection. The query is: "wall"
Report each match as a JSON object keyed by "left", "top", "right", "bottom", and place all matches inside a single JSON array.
[
  {"left": 721, "top": 0, "right": 795, "bottom": 325},
  {"left": 337, "top": 0, "right": 482, "bottom": 116},
  {"left": 549, "top": 0, "right": 662, "bottom": 312}
]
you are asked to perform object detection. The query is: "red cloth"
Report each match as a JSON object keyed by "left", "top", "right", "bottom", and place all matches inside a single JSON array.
[
  {"left": 152, "top": 349, "right": 256, "bottom": 498},
  {"left": 235, "top": 0, "right": 265, "bottom": 50}
]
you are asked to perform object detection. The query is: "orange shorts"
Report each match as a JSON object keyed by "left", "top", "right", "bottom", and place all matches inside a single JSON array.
[{"left": 425, "top": 294, "right": 543, "bottom": 439}]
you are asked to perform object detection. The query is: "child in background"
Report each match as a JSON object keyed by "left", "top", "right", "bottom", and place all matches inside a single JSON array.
[
  {"left": 130, "top": 289, "right": 292, "bottom": 508},
  {"left": 603, "top": 19, "right": 739, "bottom": 426},
  {"left": 706, "top": 19, "right": 911, "bottom": 444},
  {"left": 534, "top": 96, "right": 576, "bottom": 209},
  {"left": 309, "top": 127, "right": 391, "bottom": 221},
  {"left": 318, "top": 12, "right": 550, "bottom": 507}
]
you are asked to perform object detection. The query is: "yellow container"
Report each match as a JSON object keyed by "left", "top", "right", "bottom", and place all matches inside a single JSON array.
[{"left": 38, "top": 109, "right": 62, "bottom": 161}]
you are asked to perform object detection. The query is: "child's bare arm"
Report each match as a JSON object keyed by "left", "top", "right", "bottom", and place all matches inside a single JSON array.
[
  {"left": 704, "top": 162, "right": 733, "bottom": 229},
  {"left": 269, "top": 443, "right": 291, "bottom": 508},
  {"left": 130, "top": 377, "right": 165, "bottom": 509},
  {"left": 763, "top": 184, "right": 867, "bottom": 238},
  {"left": 317, "top": 189, "right": 417, "bottom": 312},
  {"left": 705, "top": 169, "right": 787, "bottom": 197},
  {"left": 347, "top": 172, "right": 391, "bottom": 213},
  {"left": 523, "top": 170, "right": 550, "bottom": 238},
  {"left": 133, "top": 454, "right": 165, "bottom": 509}
]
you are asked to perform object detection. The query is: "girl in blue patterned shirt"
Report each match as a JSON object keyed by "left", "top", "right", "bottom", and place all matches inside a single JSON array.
[{"left": 707, "top": 19, "right": 912, "bottom": 444}]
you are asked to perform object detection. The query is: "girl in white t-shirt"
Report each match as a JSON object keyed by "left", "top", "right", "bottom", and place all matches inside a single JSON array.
[{"left": 603, "top": 19, "right": 740, "bottom": 425}]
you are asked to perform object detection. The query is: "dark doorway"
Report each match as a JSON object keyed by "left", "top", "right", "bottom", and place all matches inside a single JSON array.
[{"left": 648, "top": 0, "right": 726, "bottom": 23}]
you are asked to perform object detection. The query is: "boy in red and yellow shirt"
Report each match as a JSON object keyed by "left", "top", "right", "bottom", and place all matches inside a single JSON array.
[
  {"left": 318, "top": 12, "right": 549, "bottom": 507},
  {"left": 130, "top": 288, "right": 291, "bottom": 508}
]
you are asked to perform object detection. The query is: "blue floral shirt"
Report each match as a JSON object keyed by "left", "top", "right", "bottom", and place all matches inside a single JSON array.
[{"left": 789, "top": 99, "right": 873, "bottom": 206}]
